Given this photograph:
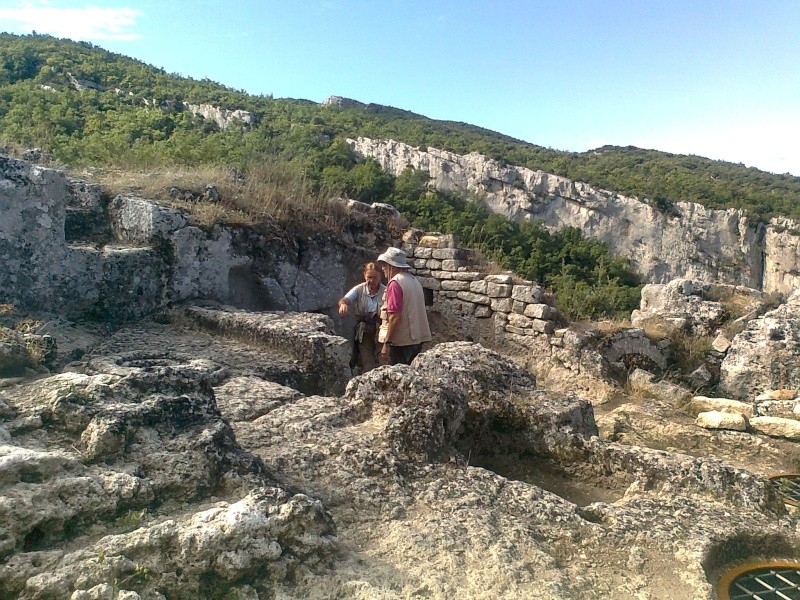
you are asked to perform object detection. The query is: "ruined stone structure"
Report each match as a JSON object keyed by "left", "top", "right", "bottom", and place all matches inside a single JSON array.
[{"left": 3, "top": 156, "right": 800, "bottom": 598}]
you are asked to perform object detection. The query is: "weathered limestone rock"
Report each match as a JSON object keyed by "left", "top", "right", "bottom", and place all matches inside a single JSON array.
[
  {"left": 205, "top": 376, "right": 302, "bottom": 422},
  {"left": 183, "top": 103, "right": 256, "bottom": 130},
  {"left": 686, "top": 396, "right": 754, "bottom": 418},
  {"left": 695, "top": 410, "right": 748, "bottom": 431},
  {"left": 600, "top": 328, "right": 668, "bottom": 374},
  {"left": 755, "top": 399, "right": 800, "bottom": 419},
  {"left": 720, "top": 291, "right": 800, "bottom": 398},
  {"left": 3, "top": 312, "right": 796, "bottom": 600},
  {"left": 628, "top": 369, "right": 692, "bottom": 405},
  {"left": 0, "top": 340, "right": 336, "bottom": 599},
  {"left": 631, "top": 279, "right": 763, "bottom": 336},
  {"left": 1, "top": 157, "right": 390, "bottom": 321},
  {"left": 108, "top": 195, "right": 188, "bottom": 243},
  {"left": 184, "top": 305, "right": 350, "bottom": 395},
  {"left": 763, "top": 215, "right": 800, "bottom": 294},
  {"left": 749, "top": 416, "right": 800, "bottom": 440},
  {"left": 711, "top": 333, "right": 731, "bottom": 353}
]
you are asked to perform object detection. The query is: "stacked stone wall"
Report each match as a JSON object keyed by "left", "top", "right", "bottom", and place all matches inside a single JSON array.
[{"left": 400, "top": 231, "right": 557, "bottom": 348}]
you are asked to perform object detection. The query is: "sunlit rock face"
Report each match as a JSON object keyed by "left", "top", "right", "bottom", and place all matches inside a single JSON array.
[
  {"left": 720, "top": 291, "right": 800, "bottom": 399},
  {"left": 349, "top": 137, "right": 800, "bottom": 296},
  {"left": 3, "top": 153, "right": 800, "bottom": 598},
  {"left": 0, "top": 344, "right": 335, "bottom": 599}
]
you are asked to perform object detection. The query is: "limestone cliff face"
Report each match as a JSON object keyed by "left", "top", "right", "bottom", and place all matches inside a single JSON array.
[{"left": 348, "top": 137, "right": 800, "bottom": 294}]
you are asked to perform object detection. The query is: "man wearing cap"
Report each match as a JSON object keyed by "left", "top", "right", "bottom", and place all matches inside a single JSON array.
[{"left": 376, "top": 246, "right": 432, "bottom": 365}]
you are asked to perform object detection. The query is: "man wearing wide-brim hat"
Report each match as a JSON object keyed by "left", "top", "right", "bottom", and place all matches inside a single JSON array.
[{"left": 376, "top": 247, "right": 432, "bottom": 365}]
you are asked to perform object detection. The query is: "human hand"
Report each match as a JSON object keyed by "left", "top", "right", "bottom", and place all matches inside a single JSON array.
[
  {"left": 380, "top": 342, "right": 390, "bottom": 359},
  {"left": 338, "top": 302, "right": 349, "bottom": 317}
]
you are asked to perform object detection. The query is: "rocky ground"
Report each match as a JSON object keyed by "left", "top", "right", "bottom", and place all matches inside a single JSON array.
[{"left": 2, "top": 303, "right": 798, "bottom": 599}]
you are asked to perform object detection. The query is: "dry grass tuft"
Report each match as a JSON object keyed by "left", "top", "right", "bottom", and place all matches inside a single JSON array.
[
  {"left": 87, "top": 161, "right": 353, "bottom": 233},
  {"left": 667, "top": 330, "right": 713, "bottom": 374},
  {"left": 638, "top": 316, "right": 676, "bottom": 340},
  {"left": 588, "top": 318, "right": 633, "bottom": 336}
]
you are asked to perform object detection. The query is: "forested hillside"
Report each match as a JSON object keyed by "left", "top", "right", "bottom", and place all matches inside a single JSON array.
[{"left": 1, "top": 33, "right": 797, "bottom": 318}]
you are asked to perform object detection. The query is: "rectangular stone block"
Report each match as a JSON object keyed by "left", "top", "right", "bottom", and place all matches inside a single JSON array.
[
  {"left": 411, "top": 258, "right": 427, "bottom": 269},
  {"left": 511, "top": 285, "right": 543, "bottom": 303},
  {"left": 418, "top": 235, "right": 442, "bottom": 248},
  {"left": 469, "top": 280, "right": 487, "bottom": 294},
  {"left": 419, "top": 234, "right": 458, "bottom": 248},
  {"left": 512, "top": 300, "right": 527, "bottom": 314},
  {"left": 426, "top": 258, "right": 442, "bottom": 270},
  {"left": 524, "top": 303, "right": 555, "bottom": 320},
  {"left": 530, "top": 319, "right": 555, "bottom": 334},
  {"left": 442, "top": 291, "right": 459, "bottom": 299},
  {"left": 450, "top": 271, "right": 483, "bottom": 281},
  {"left": 417, "top": 276, "right": 441, "bottom": 291},
  {"left": 414, "top": 246, "right": 433, "bottom": 259},
  {"left": 508, "top": 313, "right": 533, "bottom": 328},
  {"left": 485, "top": 274, "right": 513, "bottom": 284},
  {"left": 431, "top": 270, "right": 454, "bottom": 280},
  {"left": 432, "top": 248, "right": 464, "bottom": 260},
  {"left": 505, "top": 325, "right": 531, "bottom": 336},
  {"left": 440, "top": 280, "right": 471, "bottom": 291},
  {"left": 487, "top": 282, "right": 513, "bottom": 298},
  {"left": 490, "top": 297, "right": 513, "bottom": 313},
  {"left": 456, "top": 291, "right": 491, "bottom": 305},
  {"left": 441, "top": 259, "right": 466, "bottom": 271}
]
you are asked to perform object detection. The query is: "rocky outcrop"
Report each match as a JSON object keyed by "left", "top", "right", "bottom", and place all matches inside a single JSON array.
[
  {"left": 0, "top": 345, "right": 335, "bottom": 599},
  {"left": 183, "top": 305, "right": 351, "bottom": 395},
  {"left": 720, "top": 291, "right": 800, "bottom": 398},
  {"left": 184, "top": 103, "right": 256, "bottom": 131},
  {"left": 632, "top": 278, "right": 766, "bottom": 336},
  {"left": 0, "top": 287, "right": 798, "bottom": 599},
  {"left": 349, "top": 137, "right": 800, "bottom": 295},
  {"left": 0, "top": 157, "right": 388, "bottom": 322},
  {"left": 321, "top": 96, "right": 366, "bottom": 109}
]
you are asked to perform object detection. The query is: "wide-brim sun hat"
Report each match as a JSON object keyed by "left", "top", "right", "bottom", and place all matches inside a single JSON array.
[{"left": 376, "top": 247, "right": 410, "bottom": 268}]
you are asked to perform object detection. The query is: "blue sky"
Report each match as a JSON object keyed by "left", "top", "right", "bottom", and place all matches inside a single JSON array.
[{"left": 1, "top": 0, "right": 798, "bottom": 176}]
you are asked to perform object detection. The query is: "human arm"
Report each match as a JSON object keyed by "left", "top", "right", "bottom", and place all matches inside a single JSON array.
[
  {"left": 338, "top": 297, "right": 351, "bottom": 317},
  {"left": 338, "top": 285, "right": 360, "bottom": 317},
  {"left": 379, "top": 280, "right": 403, "bottom": 359}
]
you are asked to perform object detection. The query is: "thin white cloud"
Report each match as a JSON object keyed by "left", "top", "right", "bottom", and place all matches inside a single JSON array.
[{"left": 0, "top": 3, "right": 142, "bottom": 41}]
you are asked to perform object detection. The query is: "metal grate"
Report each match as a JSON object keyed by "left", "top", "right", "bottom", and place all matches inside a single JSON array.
[
  {"left": 768, "top": 475, "right": 800, "bottom": 507},
  {"left": 719, "top": 563, "right": 800, "bottom": 600}
]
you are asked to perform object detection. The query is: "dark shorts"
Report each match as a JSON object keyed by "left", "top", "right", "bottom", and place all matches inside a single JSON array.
[{"left": 388, "top": 343, "right": 422, "bottom": 366}]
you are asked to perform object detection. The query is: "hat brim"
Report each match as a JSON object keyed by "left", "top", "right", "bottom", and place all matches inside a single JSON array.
[{"left": 376, "top": 253, "right": 409, "bottom": 268}]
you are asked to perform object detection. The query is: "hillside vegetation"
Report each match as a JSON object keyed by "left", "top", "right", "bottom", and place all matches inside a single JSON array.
[{"left": 1, "top": 33, "right": 797, "bottom": 318}]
